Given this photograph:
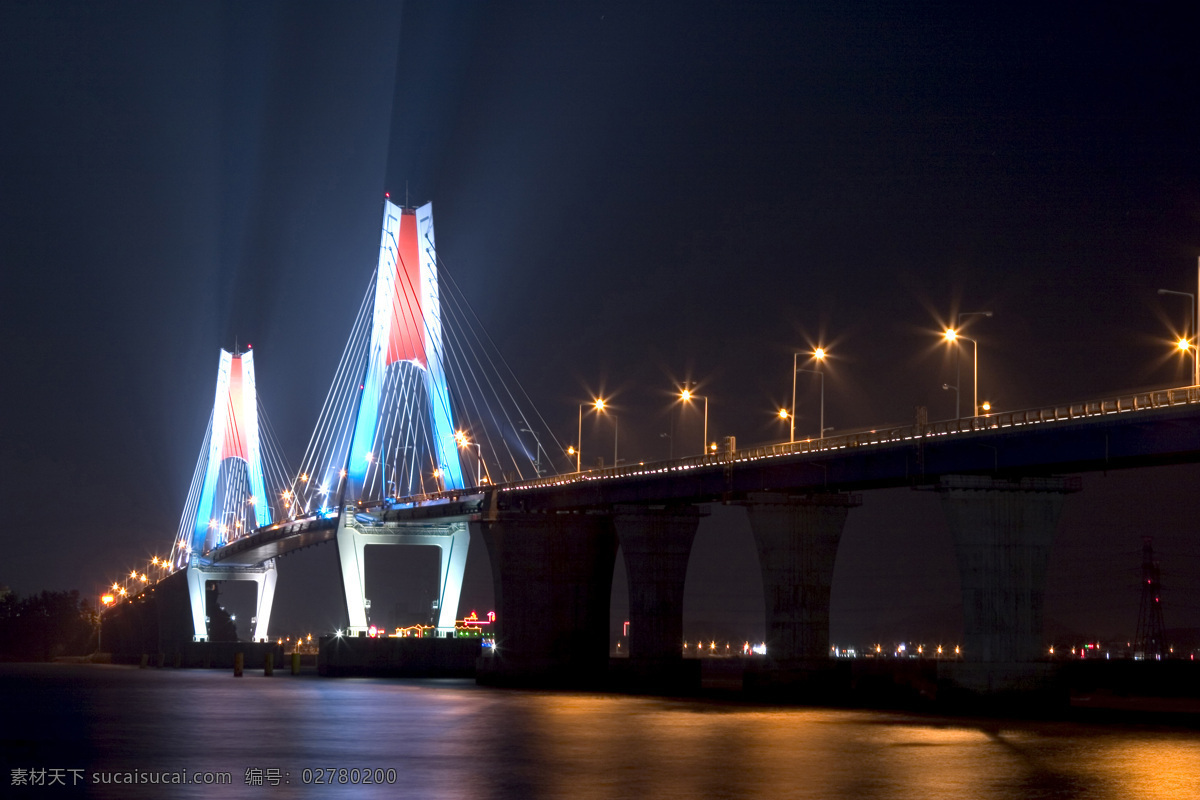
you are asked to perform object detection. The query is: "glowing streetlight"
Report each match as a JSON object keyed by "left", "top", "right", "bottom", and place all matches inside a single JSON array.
[
  {"left": 944, "top": 311, "right": 990, "bottom": 417},
  {"left": 576, "top": 398, "right": 609, "bottom": 471},
  {"left": 456, "top": 430, "right": 484, "bottom": 486},
  {"left": 1159, "top": 282, "right": 1199, "bottom": 385},
  {"left": 943, "top": 328, "right": 977, "bottom": 418},
  {"left": 679, "top": 388, "right": 708, "bottom": 456},
  {"left": 791, "top": 348, "right": 826, "bottom": 442}
]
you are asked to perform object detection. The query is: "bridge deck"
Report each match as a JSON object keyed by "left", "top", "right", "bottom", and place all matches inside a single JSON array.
[{"left": 205, "top": 386, "right": 1200, "bottom": 566}]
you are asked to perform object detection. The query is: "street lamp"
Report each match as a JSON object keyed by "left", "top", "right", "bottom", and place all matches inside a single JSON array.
[
  {"left": 943, "top": 329, "right": 981, "bottom": 418},
  {"left": 609, "top": 412, "right": 619, "bottom": 467},
  {"left": 680, "top": 388, "right": 708, "bottom": 455},
  {"left": 576, "top": 398, "right": 609, "bottom": 471},
  {"left": 791, "top": 348, "right": 826, "bottom": 442},
  {"left": 1158, "top": 287, "right": 1199, "bottom": 386},
  {"left": 942, "top": 382, "right": 958, "bottom": 415},
  {"left": 944, "top": 311, "right": 991, "bottom": 418},
  {"left": 455, "top": 430, "right": 483, "bottom": 485}
]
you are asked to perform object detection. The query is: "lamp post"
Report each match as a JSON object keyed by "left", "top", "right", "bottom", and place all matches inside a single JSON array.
[
  {"left": 791, "top": 348, "right": 826, "bottom": 442},
  {"left": 945, "top": 312, "right": 991, "bottom": 418},
  {"left": 613, "top": 414, "right": 619, "bottom": 467},
  {"left": 680, "top": 388, "right": 707, "bottom": 455},
  {"left": 593, "top": 398, "right": 617, "bottom": 467},
  {"left": 576, "top": 404, "right": 584, "bottom": 472},
  {"left": 944, "top": 330, "right": 981, "bottom": 417},
  {"left": 455, "top": 430, "right": 483, "bottom": 485},
  {"left": 1158, "top": 286, "right": 1199, "bottom": 386},
  {"left": 942, "top": 382, "right": 958, "bottom": 416},
  {"left": 576, "top": 398, "right": 608, "bottom": 471}
]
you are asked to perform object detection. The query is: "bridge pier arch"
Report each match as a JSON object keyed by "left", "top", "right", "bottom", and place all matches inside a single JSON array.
[
  {"left": 473, "top": 510, "right": 617, "bottom": 687},
  {"left": 335, "top": 512, "right": 469, "bottom": 636},
  {"left": 740, "top": 492, "right": 860, "bottom": 695},
  {"left": 186, "top": 559, "right": 278, "bottom": 643},
  {"left": 936, "top": 475, "right": 1080, "bottom": 699},
  {"left": 611, "top": 504, "right": 704, "bottom": 690}
]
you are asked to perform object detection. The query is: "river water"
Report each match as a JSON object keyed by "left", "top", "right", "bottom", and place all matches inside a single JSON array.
[{"left": 2, "top": 664, "right": 1197, "bottom": 799}]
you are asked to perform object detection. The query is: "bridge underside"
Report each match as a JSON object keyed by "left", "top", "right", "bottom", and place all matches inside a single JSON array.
[
  {"left": 336, "top": 514, "right": 469, "bottom": 635},
  {"left": 187, "top": 561, "right": 277, "bottom": 642},
  {"left": 108, "top": 398, "right": 1200, "bottom": 697}
]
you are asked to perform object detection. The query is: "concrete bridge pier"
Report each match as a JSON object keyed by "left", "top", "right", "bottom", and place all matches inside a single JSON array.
[
  {"left": 336, "top": 513, "right": 469, "bottom": 636},
  {"left": 611, "top": 504, "right": 704, "bottom": 691},
  {"left": 936, "top": 475, "right": 1080, "bottom": 701},
  {"left": 474, "top": 511, "right": 617, "bottom": 687},
  {"left": 741, "top": 492, "right": 860, "bottom": 696},
  {"left": 186, "top": 559, "right": 277, "bottom": 642}
]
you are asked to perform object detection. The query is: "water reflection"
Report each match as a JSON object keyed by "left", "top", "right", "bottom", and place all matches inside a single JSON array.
[{"left": 2, "top": 665, "right": 1197, "bottom": 799}]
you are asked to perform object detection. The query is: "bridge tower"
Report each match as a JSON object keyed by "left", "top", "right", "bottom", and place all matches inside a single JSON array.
[
  {"left": 181, "top": 348, "right": 278, "bottom": 642},
  {"left": 337, "top": 199, "right": 469, "bottom": 636}
]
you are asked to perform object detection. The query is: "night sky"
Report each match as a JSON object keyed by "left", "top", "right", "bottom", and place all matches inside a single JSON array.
[{"left": 3, "top": 2, "right": 1199, "bottom": 649}]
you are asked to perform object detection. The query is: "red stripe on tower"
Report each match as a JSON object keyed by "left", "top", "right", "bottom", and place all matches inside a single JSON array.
[
  {"left": 386, "top": 209, "right": 428, "bottom": 368},
  {"left": 221, "top": 356, "right": 249, "bottom": 461}
]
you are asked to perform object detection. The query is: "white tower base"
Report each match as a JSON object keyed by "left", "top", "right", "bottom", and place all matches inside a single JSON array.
[
  {"left": 336, "top": 511, "right": 469, "bottom": 637},
  {"left": 186, "top": 559, "right": 278, "bottom": 643}
]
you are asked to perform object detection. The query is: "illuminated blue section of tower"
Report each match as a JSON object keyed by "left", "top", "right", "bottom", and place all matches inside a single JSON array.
[
  {"left": 241, "top": 351, "right": 271, "bottom": 527},
  {"left": 191, "top": 351, "right": 232, "bottom": 555},
  {"left": 345, "top": 333, "right": 386, "bottom": 498},
  {"left": 417, "top": 203, "right": 465, "bottom": 492}
]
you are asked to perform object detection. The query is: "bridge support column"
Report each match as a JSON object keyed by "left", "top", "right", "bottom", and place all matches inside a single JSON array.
[
  {"left": 185, "top": 559, "right": 278, "bottom": 642},
  {"left": 336, "top": 514, "right": 469, "bottom": 636},
  {"left": 336, "top": 521, "right": 370, "bottom": 634},
  {"left": 612, "top": 504, "right": 703, "bottom": 690},
  {"left": 474, "top": 511, "right": 617, "bottom": 687},
  {"left": 937, "top": 475, "right": 1079, "bottom": 700},
  {"left": 741, "top": 492, "right": 860, "bottom": 695},
  {"left": 251, "top": 564, "right": 277, "bottom": 643}
]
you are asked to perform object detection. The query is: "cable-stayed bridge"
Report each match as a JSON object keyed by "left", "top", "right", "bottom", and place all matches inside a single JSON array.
[
  {"left": 142, "top": 199, "right": 559, "bottom": 644},
  {"left": 101, "top": 197, "right": 1200, "bottom": 696}
]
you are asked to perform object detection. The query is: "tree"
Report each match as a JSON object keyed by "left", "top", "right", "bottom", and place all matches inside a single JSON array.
[{"left": 0, "top": 590, "right": 95, "bottom": 661}]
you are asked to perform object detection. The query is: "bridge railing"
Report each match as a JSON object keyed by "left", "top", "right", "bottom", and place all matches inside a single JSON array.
[
  {"left": 500, "top": 384, "right": 1200, "bottom": 492},
  {"left": 181, "top": 384, "right": 1200, "bottom": 539}
]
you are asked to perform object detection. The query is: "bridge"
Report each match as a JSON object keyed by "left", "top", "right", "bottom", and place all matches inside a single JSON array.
[{"left": 99, "top": 197, "right": 1200, "bottom": 697}]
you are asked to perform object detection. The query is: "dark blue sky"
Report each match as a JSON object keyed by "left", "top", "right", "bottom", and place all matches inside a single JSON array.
[{"left": 2, "top": 2, "right": 1199, "bottom": 647}]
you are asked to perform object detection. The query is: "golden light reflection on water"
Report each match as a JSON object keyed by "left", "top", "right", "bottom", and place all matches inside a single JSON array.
[
  {"left": 1088, "top": 739, "right": 1200, "bottom": 799},
  {"left": 4, "top": 666, "right": 1199, "bottom": 800},
  {"left": 486, "top": 695, "right": 1200, "bottom": 800}
]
